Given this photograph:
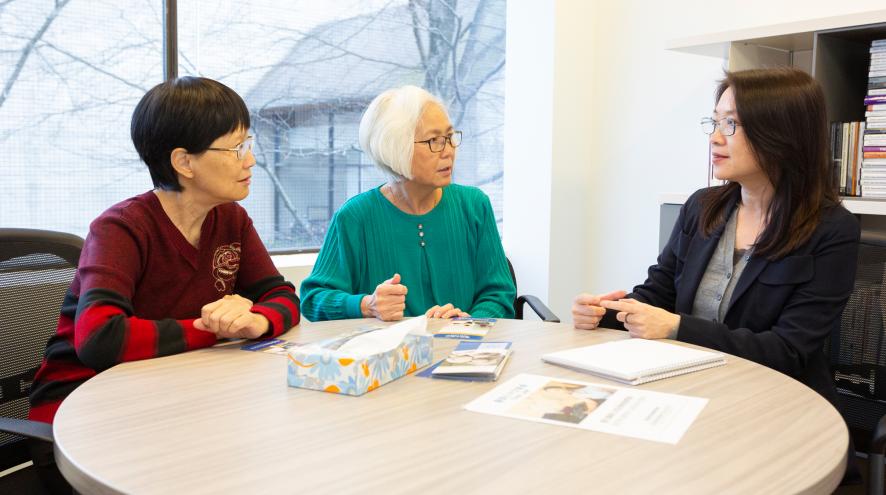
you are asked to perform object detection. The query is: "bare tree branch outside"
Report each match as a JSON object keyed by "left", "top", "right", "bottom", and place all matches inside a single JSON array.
[{"left": 1, "top": 0, "right": 505, "bottom": 252}]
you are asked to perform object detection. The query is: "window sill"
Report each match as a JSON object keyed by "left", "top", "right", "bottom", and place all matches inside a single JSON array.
[{"left": 272, "top": 252, "right": 318, "bottom": 269}]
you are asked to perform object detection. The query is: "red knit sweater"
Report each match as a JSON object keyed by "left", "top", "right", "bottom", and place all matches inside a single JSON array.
[{"left": 29, "top": 192, "right": 299, "bottom": 423}]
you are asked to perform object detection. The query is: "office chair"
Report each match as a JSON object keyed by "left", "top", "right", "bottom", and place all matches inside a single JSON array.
[
  {"left": 0, "top": 229, "right": 83, "bottom": 492},
  {"left": 506, "top": 258, "right": 560, "bottom": 322},
  {"left": 831, "top": 231, "right": 886, "bottom": 495}
]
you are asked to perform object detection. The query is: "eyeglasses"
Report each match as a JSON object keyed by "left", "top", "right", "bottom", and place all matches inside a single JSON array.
[
  {"left": 206, "top": 135, "right": 254, "bottom": 160},
  {"left": 700, "top": 117, "right": 741, "bottom": 137},
  {"left": 414, "top": 130, "right": 462, "bottom": 153}
]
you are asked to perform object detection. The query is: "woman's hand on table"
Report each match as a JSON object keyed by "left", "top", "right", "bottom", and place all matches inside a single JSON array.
[
  {"left": 425, "top": 303, "right": 469, "bottom": 319},
  {"left": 195, "top": 294, "right": 270, "bottom": 339}
]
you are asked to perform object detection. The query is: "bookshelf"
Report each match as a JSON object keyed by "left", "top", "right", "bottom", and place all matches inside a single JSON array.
[{"left": 666, "top": 10, "right": 886, "bottom": 229}]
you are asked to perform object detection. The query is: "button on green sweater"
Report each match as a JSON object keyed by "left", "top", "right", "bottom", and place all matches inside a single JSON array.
[{"left": 300, "top": 184, "right": 516, "bottom": 321}]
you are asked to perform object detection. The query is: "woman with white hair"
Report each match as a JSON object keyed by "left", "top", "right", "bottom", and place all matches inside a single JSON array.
[{"left": 300, "top": 85, "right": 515, "bottom": 321}]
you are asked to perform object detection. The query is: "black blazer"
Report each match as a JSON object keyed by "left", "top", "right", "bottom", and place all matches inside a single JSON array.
[{"left": 603, "top": 187, "right": 860, "bottom": 403}]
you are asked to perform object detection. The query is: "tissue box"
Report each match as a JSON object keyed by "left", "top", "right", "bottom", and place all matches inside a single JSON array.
[{"left": 287, "top": 326, "right": 434, "bottom": 396}]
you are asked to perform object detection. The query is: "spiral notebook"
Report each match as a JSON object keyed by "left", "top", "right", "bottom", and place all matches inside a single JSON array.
[{"left": 541, "top": 338, "right": 726, "bottom": 385}]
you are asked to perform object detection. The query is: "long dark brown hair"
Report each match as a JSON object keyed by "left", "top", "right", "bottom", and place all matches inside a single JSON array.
[{"left": 699, "top": 67, "right": 837, "bottom": 260}]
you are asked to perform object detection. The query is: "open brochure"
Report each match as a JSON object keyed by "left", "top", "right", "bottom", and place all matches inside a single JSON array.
[
  {"left": 464, "top": 373, "right": 708, "bottom": 444},
  {"left": 542, "top": 338, "right": 725, "bottom": 385},
  {"left": 423, "top": 341, "right": 512, "bottom": 381}
]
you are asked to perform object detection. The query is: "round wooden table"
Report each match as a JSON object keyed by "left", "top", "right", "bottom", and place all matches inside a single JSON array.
[{"left": 53, "top": 319, "right": 847, "bottom": 494}]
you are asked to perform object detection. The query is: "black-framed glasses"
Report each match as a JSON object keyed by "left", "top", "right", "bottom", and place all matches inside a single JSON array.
[
  {"left": 414, "top": 130, "right": 462, "bottom": 152},
  {"left": 700, "top": 117, "right": 740, "bottom": 137},
  {"left": 207, "top": 135, "right": 254, "bottom": 160}
]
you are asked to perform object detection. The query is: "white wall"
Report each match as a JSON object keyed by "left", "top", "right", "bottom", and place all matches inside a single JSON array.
[
  {"left": 289, "top": 1, "right": 886, "bottom": 321},
  {"left": 502, "top": 2, "right": 555, "bottom": 318},
  {"left": 503, "top": 0, "right": 886, "bottom": 322}
]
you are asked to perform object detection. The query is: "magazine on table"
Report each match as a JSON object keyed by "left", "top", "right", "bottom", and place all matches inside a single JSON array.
[
  {"left": 419, "top": 341, "right": 512, "bottom": 381},
  {"left": 464, "top": 373, "right": 708, "bottom": 444},
  {"left": 240, "top": 338, "right": 301, "bottom": 355},
  {"left": 433, "top": 317, "right": 497, "bottom": 340}
]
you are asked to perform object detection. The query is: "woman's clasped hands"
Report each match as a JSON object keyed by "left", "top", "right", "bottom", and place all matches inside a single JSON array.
[
  {"left": 572, "top": 290, "right": 680, "bottom": 339},
  {"left": 194, "top": 294, "right": 270, "bottom": 339}
]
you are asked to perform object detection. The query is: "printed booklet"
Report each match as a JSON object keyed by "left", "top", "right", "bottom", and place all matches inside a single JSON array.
[
  {"left": 433, "top": 317, "right": 497, "bottom": 340},
  {"left": 417, "top": 341, "right": 512, "bottom": 381},
  {"left": 241, "top": 338, "right": 301, "bottom": 355}
]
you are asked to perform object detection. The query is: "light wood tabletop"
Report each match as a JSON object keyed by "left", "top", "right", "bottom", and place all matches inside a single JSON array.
[{"left": 53, "top": 319, "right": 847, "bottom": 494}]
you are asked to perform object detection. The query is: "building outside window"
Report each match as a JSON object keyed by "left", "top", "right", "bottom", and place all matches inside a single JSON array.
[{"left": 1, "top": 0, "right": 505, "bottom": 252}]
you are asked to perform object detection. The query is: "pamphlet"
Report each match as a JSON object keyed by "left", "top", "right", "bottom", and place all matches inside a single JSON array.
[
  {"left": 433, "top": 317, "right": 497, "bottom": 340},
  {"left": 241, "top": 338, "right": 301, "bottom": 355},
  {"left": 418, "top": 341, "right": 512, "bottom": 381},
  {"left": 464, "top": 373, "right": 708, "bottom": 444}
]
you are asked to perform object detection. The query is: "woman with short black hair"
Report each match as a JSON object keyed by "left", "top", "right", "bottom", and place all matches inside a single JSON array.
[{"left": 28, "top": 76, "right": 300, "bottom": 493}]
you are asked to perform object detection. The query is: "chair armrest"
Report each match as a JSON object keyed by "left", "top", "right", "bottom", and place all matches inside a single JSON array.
[
  {"left": 0, "top": 418, "right": 53, "bottom": 443},
  {"left": 868, "top": 414, "right": 886, "bottom": 495},
  {"left": 515, "top": 295, "right": 560, "bottom": 322},
  {"left": 873, "top": 414, "right": 886, "bottom": 455}
]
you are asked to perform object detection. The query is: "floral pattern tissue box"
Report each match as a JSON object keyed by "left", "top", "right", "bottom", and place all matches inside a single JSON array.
[{"left": 287, "top": 317, "right": 433, "bottom": 396}]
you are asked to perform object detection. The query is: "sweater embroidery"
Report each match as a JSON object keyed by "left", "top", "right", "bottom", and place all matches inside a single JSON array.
[{"left": 212, "top": 242, "right": 241, "bottom": 291}]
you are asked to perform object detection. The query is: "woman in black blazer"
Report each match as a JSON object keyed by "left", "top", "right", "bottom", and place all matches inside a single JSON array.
[{"left": 572, "top": 67, "right": 860, "bottom": 409}]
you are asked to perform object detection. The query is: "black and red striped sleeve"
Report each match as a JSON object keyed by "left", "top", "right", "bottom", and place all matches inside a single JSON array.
[
  {"left": 73, "top": 288, "right": 217, "bottom": 371},
  {"left": 240, "top": 276, "right": 300, "bottom": 338},
  {"left": 233, "top": 212, "right": 300, "bottom": 337}
]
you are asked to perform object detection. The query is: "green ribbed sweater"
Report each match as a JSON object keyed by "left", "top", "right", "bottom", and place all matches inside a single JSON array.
[{"left": 300, "top": 184, "right": 516, "bottom": 321}]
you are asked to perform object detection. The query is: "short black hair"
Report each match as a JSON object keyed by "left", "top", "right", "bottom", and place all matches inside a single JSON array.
[{"left": 130, "top": 77, "right": 251, "bottom": 191}]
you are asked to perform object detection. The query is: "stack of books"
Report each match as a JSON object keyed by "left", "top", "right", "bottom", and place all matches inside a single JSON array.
[{"left": 863, "top": 39, "right": 886, "bottom": 198}]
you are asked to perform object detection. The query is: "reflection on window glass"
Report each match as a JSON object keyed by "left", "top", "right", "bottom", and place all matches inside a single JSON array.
[
  {"left": 178, "top": 0, "right": 506, "bottom": 251},
  {"left": 0, "top": 0, "right": 163, "bottom": 236}
]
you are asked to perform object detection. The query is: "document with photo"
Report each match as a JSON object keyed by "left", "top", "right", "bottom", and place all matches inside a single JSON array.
[{"left": 464, "top": 373, "right": 708, "bottom": 444}]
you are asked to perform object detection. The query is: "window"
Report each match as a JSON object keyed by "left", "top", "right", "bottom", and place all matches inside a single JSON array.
[
  {"left": 2, "top": 0, "right": 505, "bottom": 252},
  {"left": 0, "top": 0, "right": 162, "bottom": 234}
]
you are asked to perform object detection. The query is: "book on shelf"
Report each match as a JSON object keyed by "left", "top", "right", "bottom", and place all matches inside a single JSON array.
[
  {"left": 426, "top": 341, "right": 513, "bottom": 381},
  {"left": 863, "top": 41, "right": 886, "bottom": 200},
  {"left": 832, "top": 121, "right": 843, "bottom": 192},
  {"left": 541, "top": 338, "right": 726, "bottom": 386}
]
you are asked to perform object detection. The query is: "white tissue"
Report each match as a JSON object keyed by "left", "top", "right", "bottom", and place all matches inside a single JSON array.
[{"left": 334, "top": 316, "right": 428, "bottom": 357}]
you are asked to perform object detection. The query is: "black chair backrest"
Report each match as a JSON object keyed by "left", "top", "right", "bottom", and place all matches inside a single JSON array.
[
  {"left": 0, "top": 228, "right": 82, "bottom": 469},
  {"left": 831, "top": 232, "right": 886, "bottom": 451}
]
